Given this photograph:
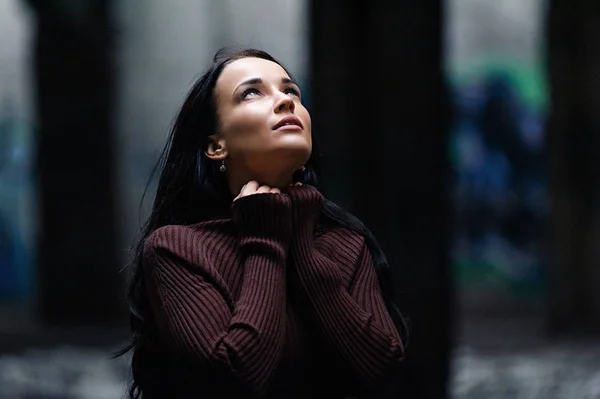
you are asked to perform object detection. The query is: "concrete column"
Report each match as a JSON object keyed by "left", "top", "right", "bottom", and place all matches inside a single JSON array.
[
  {"left": 547, "top": 0, "right": 600, "bottom": 334},
  {"left": 310, "top": 0, "right": 451, "bottom": 397},
  {"left": 27, "top": 0, "right": 122, "bottom": 326}
]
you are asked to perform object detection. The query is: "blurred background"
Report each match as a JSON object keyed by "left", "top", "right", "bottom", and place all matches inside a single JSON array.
[{"left": 1, "top": 0, "right": 600, "bottom": 398}]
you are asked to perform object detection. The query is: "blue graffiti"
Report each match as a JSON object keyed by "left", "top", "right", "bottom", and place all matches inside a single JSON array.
[
  {"left": 450, "top": 72, "right": 547, "bottom": 291},
  {"left": 0, "top": 98, "right": 33, "bottom": 301}
]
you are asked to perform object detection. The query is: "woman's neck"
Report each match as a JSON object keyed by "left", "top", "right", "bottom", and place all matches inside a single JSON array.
[{"left": 227, "top": 169, "right": 295, "bottom": 196}]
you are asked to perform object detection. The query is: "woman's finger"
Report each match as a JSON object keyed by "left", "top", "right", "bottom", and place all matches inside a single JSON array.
[
  {"left": 256, "top": 185, "right": 271, "bottom": 194},
  {"left": 270, "top": 188, "right": 281, "bottom": 194},
  {"left": 242, "top": 181, "right": 259, "bottom": 196}
]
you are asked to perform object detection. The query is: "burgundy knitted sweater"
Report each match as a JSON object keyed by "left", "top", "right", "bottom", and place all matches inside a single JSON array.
[{"left": 142, "top": 185, "right": 404, "bottom": 398}]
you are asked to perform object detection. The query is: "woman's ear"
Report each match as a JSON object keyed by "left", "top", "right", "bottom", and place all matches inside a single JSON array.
[{"left": 206, "top": 134, "right": 227, "bottom": 160}]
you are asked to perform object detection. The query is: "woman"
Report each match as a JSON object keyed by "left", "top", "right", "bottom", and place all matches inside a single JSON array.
[{"left": 122, "top": 48, "right": 407, "bottom": 399}]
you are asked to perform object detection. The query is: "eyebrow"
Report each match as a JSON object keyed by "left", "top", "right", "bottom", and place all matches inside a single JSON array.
[{"left": 236, "top": 77, "right": 298, "bottom": 90}]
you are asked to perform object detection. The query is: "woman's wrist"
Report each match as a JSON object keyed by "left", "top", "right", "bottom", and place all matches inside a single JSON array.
[
  {"left": 286, "top": 185, "right": 324, "bottom": 232},
  {"left": 231, "top": 192, "right": 293, "bottom": 242}
]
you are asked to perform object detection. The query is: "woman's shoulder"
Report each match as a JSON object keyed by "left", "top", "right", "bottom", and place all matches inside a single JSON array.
[
  {"left": 317, "top": 223, "right": 365, "bottom": 243},
  {"left": 316, "top": 224, "right": 366, "bottom": 257},
  {"left": 144, "top": 220, "right": 235, "bottom": 258},
  {"left": 141, "top": 222, "right": 237, "bottom": 288}
]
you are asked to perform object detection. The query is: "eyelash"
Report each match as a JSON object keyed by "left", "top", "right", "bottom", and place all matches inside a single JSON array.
[
  {"left": 241, "top": 86, "right": 301, "bottom": 99},
  {"left": 284, "top": 87, "right": 301, "bottom": 97},
  {"left": 241, "top": 88, "right": 260, "bottom": 99}
]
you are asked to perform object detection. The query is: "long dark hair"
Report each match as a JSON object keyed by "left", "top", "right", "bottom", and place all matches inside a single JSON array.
[{"left": 118, "top": 48, "right": 408, "bottom": 398}]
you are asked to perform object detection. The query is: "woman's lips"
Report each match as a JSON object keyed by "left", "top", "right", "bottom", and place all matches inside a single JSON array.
[
  {"left": 274, "top": 124, "right": 303, "bottom": 132},
  {"left": 272, "top": 116, "right": 303, "bottom": 131}
]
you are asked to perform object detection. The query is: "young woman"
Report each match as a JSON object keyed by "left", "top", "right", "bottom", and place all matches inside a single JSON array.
[{"left": 122, "top": 48, "right": 407, "bottom": 399}]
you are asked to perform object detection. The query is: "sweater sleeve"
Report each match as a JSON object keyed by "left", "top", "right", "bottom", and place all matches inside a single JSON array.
[
  {"left": 143, "top": 193, "right": 291, "bottom": 397},
  {"left": 287, "top": 186, "right": 404, "bottom": 389}
]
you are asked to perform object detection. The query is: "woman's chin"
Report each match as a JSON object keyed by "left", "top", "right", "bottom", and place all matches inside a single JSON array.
[
  {"left": 279, "top": 144, "right": 312, "bottom": 165},
  {"left": 275, "top": 136, "right": 311, "bottom": 154}
]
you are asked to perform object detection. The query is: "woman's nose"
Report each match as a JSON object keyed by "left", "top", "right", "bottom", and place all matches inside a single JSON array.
[{"left": 275, "top": 94, "right": 295, "bottom": 113}]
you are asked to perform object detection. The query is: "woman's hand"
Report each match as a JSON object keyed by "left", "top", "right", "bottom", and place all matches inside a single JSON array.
[
  {"left": 234, "top": 180, "right": 281, "bottom": 202},
  {"left": 231, "top": 179, "right": 293, "bottom": 249}
]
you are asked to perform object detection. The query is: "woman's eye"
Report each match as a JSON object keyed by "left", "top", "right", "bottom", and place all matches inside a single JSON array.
[
  {"left": 284, "top": 87, "right": 301, "bottom": 97},
  {"left": 241, "top": 88, "right": 260, "bottom": 99}
]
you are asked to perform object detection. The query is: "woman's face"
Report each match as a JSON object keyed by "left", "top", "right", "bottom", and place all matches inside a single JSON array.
[{"left": 212, "top": 57, "right": 312, "bottom": 188}]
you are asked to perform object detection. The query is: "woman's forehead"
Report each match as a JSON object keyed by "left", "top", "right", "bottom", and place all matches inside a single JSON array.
[{"left": 217, "top": 58, "right": 290, "bottom": 91}]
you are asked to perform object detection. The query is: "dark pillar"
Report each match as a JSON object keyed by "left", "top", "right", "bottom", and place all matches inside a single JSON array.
[
  {"left": 547, "top": 0, "right": 600, "bottom": 334},
  {"left": 27, "top": 0, "right": 122, "bottom": 326},
  {"left": 311, "top": 1, "right": 451, "bottom": 397}
]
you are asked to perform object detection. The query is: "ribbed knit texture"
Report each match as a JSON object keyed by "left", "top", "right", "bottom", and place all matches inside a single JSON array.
[{"left": 142, "top": 188, "right": 404, "bottom": 398}]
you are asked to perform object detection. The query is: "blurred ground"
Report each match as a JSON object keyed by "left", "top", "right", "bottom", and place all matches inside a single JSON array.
[
  {"left": 2, "top": 317, "right": 600, "bottom": 399},
  {"left": 452, "top": 345, "right": 600, "bottom": 399},
  {"left": 451, "top": 317, "right": 600, "bottom": 399},
  {"left": 0, "top": 346, "right": 129, "bottom": 399}
]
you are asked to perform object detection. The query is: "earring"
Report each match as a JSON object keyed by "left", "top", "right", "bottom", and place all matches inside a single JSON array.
[
  {"left": 299, "top": 165, "right": 306, "bottom": 171},
  {"left": 219, "top": 160, "right": 226, "bottom": 173}
]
